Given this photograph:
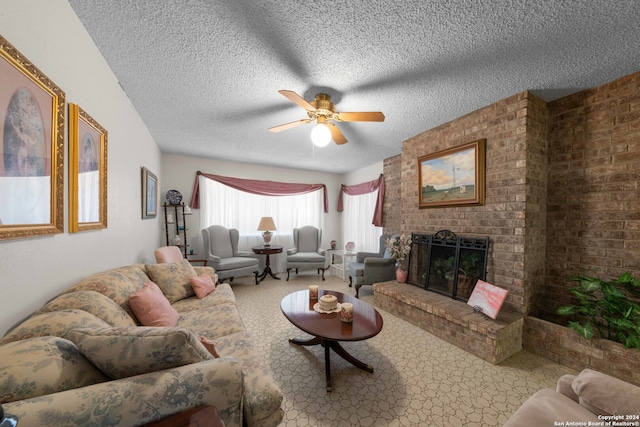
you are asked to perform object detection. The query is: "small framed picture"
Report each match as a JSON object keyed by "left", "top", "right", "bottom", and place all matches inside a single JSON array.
[{"left": 141, "top": 167, "right": 157, "bottom": 219}]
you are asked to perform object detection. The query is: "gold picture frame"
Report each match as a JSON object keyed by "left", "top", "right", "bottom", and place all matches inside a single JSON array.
[
  {"left": 68, "top": 103, "right": 108, "bottom": 232},
  {"left": 418, "top": 139, "right": 486, "bottom": 208},
  {"left": 0, "top": 35, "right": 65, "bottom": 240}
]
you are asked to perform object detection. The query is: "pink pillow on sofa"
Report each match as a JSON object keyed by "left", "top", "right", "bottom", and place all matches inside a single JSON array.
[
  {"left": 189, "top": 274, "right": 216, "bottom": 299},
  {"left": 129, "top": 281, "right": 180, "bottom": 327}
]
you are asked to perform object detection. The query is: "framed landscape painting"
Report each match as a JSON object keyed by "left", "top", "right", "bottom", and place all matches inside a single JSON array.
[
  {"left": 417, "top": 139, "right": 485, "bottom": 208},
  {"left": 0, "top": 35, "right": 65, "bottom": 240}
]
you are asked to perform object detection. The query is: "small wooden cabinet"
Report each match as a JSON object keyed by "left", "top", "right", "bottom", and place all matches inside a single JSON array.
[{"left": 163, "top": 202, "right": 189, "bottom": 258}]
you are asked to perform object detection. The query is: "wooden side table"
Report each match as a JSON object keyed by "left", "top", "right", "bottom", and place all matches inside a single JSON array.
[
  {"left": 142, "top": 405, "right": 224, "bottom": 427},
  {"left": 251, "top": 245, "right": 283, "bottom": 282}
]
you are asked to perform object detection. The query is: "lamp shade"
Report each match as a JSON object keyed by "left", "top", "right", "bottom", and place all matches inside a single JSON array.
[{"left": 257, "top": 216, "right": 276, "bottom": 231}]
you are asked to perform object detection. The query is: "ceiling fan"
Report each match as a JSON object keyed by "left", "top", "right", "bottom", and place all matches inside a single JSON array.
[{"left": 268, "top": 90, "right": 385, "bottom": 146}]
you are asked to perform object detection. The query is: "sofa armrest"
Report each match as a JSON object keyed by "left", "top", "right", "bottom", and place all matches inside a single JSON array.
[
  {"left": 572, "top": 368, "right": 640, "bottom": 416},
  {"left": 503, "top": 389, "right": 599, "bottom": 427},
  {"left": 235, "top": 250, "right": 256, "bottom": 258},
  {"left": 207, "top": 255, "right": 222, "bottom": 266},
  {"left": 363, "top": 257, "right": 396, "bottom": 282},
  {"left": 1, "top": 357, "right": 244, "bottom": 427},
  {"left": 556, "top": 374, "right": 578, "bottom": 403},
  {"left": 193, "top": 266, "right": 216, "bottom": 277}
]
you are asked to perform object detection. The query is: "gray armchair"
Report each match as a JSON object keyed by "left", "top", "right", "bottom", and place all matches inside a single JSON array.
[
  {"left": 201, "top": 225, "right": 259, "bottom": 284},
  {"left": 348, "top": 234, "right": 398, "bottom": 298},
  {"left": 286, "top": 226, "right": 330, "bottom": 281}
]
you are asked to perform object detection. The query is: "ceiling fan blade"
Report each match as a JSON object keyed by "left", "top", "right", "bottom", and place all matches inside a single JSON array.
[
  {"left": 327, "top": 122, "right": 347, "bottom": 145},
  {"left": 335, "top": 111, "right": 385, "bottom": 122},
  {"left": 268, "top": 118, "right": 312, "bottom": 132},
  {"left": 278, "top": 90, "right": 316, "bottom": 111}
]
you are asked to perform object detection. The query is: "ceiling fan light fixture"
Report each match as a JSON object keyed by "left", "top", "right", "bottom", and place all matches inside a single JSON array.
[{"left": 311, "top": 123, "right": 331, "bottom": 147}]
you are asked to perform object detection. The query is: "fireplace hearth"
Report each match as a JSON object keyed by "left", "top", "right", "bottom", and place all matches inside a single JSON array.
[{"left": 407, "top": 230, "right": 489, "bottom": 301}]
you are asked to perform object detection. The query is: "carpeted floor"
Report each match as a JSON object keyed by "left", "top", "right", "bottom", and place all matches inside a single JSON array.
[{"left": 228, "top": 272, "right": 576, "bottom": 427}]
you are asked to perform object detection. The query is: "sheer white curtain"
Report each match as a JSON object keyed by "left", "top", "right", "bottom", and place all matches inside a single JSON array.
[
  {"left": 199, "top": 175, "right": 324, "bottom": 273},
  {"left": 341, "top": 190, "right": 383, "bottom": 253}
]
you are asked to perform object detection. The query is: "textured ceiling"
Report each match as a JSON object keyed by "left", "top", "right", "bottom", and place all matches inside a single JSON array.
[{"left": 68, "top": 0, "right": 640, "bottom": 174}]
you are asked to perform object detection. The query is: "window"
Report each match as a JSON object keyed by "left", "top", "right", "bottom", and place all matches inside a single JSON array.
[
  {"left": 341, "top": 190, "right": 382, "bottom": 253},
  {"left": 199, "top": 176, "right": 324, "bottom": 272}
]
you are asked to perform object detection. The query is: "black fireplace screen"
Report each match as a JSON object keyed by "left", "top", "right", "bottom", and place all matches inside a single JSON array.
[{"left": 407, "top": 230, "right": 489, "bottom": 301}]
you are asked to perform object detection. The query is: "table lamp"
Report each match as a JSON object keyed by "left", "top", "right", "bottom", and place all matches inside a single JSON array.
[{"left": 257, "top": 216, "right": 276, "bottom": 246}]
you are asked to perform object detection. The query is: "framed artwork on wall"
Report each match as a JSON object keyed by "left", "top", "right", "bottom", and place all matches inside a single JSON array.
[
  {"left": 68, "top": 103, "right": 108, "bottom": 232},
  {"left": 142, "top": 167, "right": 157, "bottom": 219},
  {"left": 417, "top": 138, "right": 486, "bottom": 208},
  {"left": 0, "top": 35, "right": 65, "bottom": 240}
]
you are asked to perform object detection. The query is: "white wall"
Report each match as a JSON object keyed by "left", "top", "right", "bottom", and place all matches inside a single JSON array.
[
  {"left": 0, "top": 0, "right": 162, "bottom": 336},
  {"left": 344, "top": 161, "right": 384, "bottom": 185}
]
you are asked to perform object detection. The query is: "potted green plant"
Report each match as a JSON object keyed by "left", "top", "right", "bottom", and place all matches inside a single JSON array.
[{"left": 557, "top": 272, "right": 640, "bottom": 349}]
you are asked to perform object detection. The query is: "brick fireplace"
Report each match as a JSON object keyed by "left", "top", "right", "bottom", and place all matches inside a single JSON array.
[
  {"left": 379, "top": 71, "right": 640, "bottom": 377},
  {"left": 384, "top": 90, "right": 548, "bottom": 317}
]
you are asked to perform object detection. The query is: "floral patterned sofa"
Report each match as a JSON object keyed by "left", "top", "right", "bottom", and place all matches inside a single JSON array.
[{"left": 0, "top": 261, "right": 284, "bottom": 427}]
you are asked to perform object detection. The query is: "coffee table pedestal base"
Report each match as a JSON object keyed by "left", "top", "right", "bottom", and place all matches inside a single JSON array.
[{"left": 289, "top": 336, "right": 374, "bottom": 392}]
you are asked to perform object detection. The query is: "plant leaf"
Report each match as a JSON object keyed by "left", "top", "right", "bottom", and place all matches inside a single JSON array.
[
  {"left": 568, "top": 321, "right": 594, "bottom": 339},
  {"left": 579, "top": 277, "right": 602, "bottom": 292},
  {"left": 557, "top": 306, "right": 575, "bottom": 315},
  {"left": 601, "top": 282, "right": 626, "bottom": 300}
]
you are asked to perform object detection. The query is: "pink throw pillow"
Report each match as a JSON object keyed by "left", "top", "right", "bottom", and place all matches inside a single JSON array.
[
  {"left": 189, "top": 274, "right": 216, "bottom": 299},
  {"left": 199, "top": 336, "right": 220, "bottom": 358},
  {"left": 129, "top": 281, "right": 180, "bottom": 327}
]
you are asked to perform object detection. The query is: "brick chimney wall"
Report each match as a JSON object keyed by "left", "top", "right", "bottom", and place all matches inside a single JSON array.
[{"left": 542, "top": 72, "right": 640, "bottom": 322}]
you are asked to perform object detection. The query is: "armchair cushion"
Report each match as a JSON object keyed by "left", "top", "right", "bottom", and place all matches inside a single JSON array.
[
  {"left": 145, "top": 260, "right": 197, "bottom": 304},
  {"left": 65, "top": 326, "right": 214, "bottom": 380},
  {"left": 217, "top": 256, "right": 259, "bottom": 271},
  {"left": 288, "top": 252, "right": 325, "bottom": 263},
  {"left": 297, "top": 226, "right": 320, "bottom": 252},
  {"left": 0, "top": 336, "right": 108, "bottom": 403}
]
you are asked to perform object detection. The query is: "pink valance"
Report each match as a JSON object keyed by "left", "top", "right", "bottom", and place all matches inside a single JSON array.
[
  {"left": 189, "top": 171, "right": 328, "bottom": 212},
  {"left": 337, "top": 174, "right": 385, "bottom": 226}
]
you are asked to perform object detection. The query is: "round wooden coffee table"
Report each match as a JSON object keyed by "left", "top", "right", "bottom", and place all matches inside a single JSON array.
[{"left": 280, "top": 290, "right": 383, "bottom": 392}]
